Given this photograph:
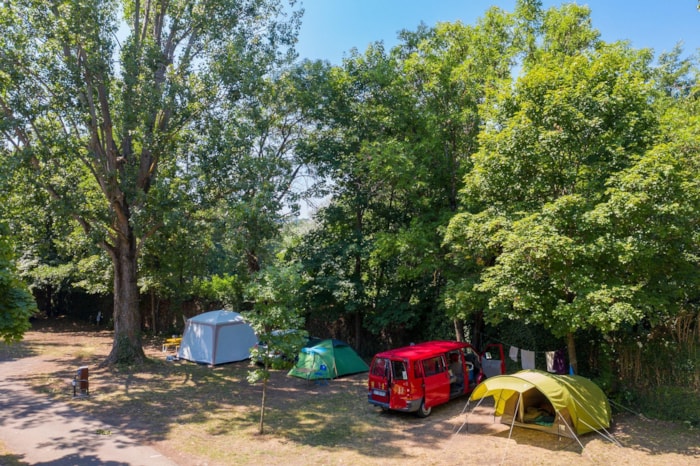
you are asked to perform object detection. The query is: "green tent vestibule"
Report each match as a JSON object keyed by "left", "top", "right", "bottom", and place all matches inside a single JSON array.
[{"left": 288, "top": 339, "right": 369, "bottom": 380}]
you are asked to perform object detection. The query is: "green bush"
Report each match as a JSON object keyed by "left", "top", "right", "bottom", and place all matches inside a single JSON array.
[{"left": 637, "top": 385, "right": 700, "bottom": 427}]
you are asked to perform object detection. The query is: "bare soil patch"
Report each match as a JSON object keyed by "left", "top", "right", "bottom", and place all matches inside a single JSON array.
[{"left": 1, "top": 319, "right": 698, "bottom": 465}]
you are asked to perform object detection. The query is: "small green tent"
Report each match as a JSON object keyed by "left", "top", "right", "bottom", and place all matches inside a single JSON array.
[
  {"left": 467, "top": 370, "right": 612, "bottom": 440},
  {"left": 288, "top": 339, "right": 368, "bottom": 380}
]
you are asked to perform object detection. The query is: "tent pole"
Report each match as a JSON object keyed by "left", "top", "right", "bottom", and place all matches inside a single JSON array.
[
  {"left": 459, "top": 397, "right": 472, "bottom": 416},
  {"left": 572, "top": 397, "right": 621, "bottom": 447},
  {"left": 331, "top": 344, "right": 339, "bottom": 378},
  {"left": 578, "top": 418, "right": 622, "bottom": 447},
  {"left": 508, "top": 394, "right": 520, "bottom": 440},
  {"left": 454, "top": 397, "right": 485, "bottom": 436},
  {"left": 499, "top": 394, "right": 520, "bottom": 466},
  {"left": 558, "top": 412, "right": 609, "bottom": 464},
  {"left": 557, "top": 412, "right": 585, "bottom": 450}
]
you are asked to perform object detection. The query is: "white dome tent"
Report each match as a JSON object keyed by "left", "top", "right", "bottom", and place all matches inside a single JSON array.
[{"left": 177, "top": 310, "right": 257, "bottom": 365}]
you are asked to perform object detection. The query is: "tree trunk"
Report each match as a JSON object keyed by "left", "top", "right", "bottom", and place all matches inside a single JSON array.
[
  {"left": 258, "top": 376, "right": 268, "bottom": 435},
  {"left": 102, "top": 229, "right": 145, "bottom": 366},
  {"left": 353, "top": 206, "right": 364, "bottom": 350},
  {"left": 453, "top": 318, "right": 465, "bottom": 342},
  {"left": 472, "top": 310, "right": 485, "bottom": 349},
  {"left": 246, "top": 248, "right": 261, "bottom": 273},
  {"left": 150, "top": 289, "right": 157, "bottom": 335},
  {"left": 566, "top": 332, "right": 577, "bottom": 375},
  {"left": 355, "top": 309, "right": 362, "bottom": 351}
]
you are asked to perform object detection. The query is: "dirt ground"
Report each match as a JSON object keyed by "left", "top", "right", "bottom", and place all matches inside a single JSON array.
[{"left": 1, "top": 319, "right": 698, "bottom": 466}]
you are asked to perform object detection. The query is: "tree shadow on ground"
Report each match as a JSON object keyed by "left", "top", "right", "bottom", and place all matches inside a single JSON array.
[
  {"left": 0, "top": 452, "right": 28, "bottom": 466},
  {"left": 9, "top": 325, "right": 467, "bottom": 463},
  {"left": 0, "top": 338, "right": 38, "bottom": 362},
  {"left": 6, "top": 322, "right": 699, "bottom": 465},
  {"left": 32, "top": 454, "right": 129, "bottom": 465},
  {"left": 611, "top": 412, "right": 700, "bottom": 457}
]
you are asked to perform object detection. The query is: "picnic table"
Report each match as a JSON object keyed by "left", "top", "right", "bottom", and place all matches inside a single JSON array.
[{"left": 162, "top": 337, "right": 182, "bottom": 353}]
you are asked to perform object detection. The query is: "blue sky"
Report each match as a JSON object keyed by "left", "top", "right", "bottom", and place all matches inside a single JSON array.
[{"left": 294, "top": 0, "right": 700, "bottom": 64}]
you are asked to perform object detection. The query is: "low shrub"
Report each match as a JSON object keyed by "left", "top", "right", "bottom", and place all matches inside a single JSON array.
[{"left": 636, "top": 385, "right": 700, "bottom": 427}]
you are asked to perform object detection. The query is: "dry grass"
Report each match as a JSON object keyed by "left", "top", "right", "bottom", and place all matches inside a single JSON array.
[
  {"left": 1, "top": 319, "right": 699, "bottom": 466},
  {"left": 0, "top": 439, "right": 24, "bottom": 466}
]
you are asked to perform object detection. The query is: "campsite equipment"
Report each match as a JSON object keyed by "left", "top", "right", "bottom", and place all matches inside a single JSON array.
[
  {"left": 178, "top": 310, "right": 258, "bottom": 365},
  {"left": 72, "top": 366, "right": 89, "bottom": 397},
  {"left": 288, "top": 339, "right": 368, "bottom": 381},
  {"left": 162, "top": 336, "right": 182, "bottom": 353},
  {"left": 368, "top": 341, "right": 506, "bottom": 418},
  {"left": 465, "top": 369, "right": 612, "bottom": 440}
]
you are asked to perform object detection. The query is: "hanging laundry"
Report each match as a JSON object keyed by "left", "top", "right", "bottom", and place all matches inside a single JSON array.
[
  {"left": 521, "top": 349, "right": 536, "bottom": 369},
  {"left": 553, "top": 348, "right": 567, "bottom": 374},
  {"left": 509, "top": 346, "right": 519, "bottom": 362},
  {"left": 546, "top": 351, "right": 555, "bottom": 372}
]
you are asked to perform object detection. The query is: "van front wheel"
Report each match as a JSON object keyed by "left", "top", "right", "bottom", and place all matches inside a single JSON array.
[{"left": 416, "top": 400, "right": 432, "bottom": 418}]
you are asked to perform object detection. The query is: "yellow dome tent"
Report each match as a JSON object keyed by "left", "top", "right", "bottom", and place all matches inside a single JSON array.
[{"left": 464, "top": 370, "right": 617, "bottom": 446}]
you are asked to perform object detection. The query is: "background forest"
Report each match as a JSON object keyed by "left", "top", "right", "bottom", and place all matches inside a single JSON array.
[{"left": 1, "top": 1, "right": 698, "bottom": 423}]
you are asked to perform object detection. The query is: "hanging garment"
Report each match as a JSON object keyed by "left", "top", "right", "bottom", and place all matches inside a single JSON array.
[
  {"left": 554, "top": 348, "right": 567, "bottom": 374},
  {"left": 546, "top": 351, "right": 555, "bottom": 372},
  {"left": 509, "top": 346, "right": 519, "bottom": 362},
  {"left": 521, "top": 349, "right": 536, "bottom": 369}
]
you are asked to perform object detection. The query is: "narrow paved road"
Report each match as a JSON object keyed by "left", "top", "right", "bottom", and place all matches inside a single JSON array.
[{"left": 0, "top": 357, "right": 178, "bottom": 465}]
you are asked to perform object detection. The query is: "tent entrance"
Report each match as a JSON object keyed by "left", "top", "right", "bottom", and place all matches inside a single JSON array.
[{"left": 500, "top": 387, "right": 575, "bottom": 438}]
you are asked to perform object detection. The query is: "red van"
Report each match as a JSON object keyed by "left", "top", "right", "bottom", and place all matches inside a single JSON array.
[{"left": 367, "top": 340, "right": 505, "bottom": 417}]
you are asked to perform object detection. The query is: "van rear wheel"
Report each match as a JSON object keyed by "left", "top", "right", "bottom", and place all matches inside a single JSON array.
[{"left": 416, "top": 399, "right": 432, "bottom": 418}]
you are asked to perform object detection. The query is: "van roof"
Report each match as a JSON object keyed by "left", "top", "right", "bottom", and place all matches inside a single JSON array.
[{"left": 374, "top": 340, "right": 471, "bottom": 360}]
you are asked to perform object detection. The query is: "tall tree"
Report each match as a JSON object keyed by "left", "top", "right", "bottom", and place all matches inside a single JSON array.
[
  {"left": 584, "top": 60, "right": 700, "bottom": 344},
  {"left": 445, "top": 5, "right": 661, "bottom": 372},
  {"left": 193, "top": 63, "right": 324, "bottom": 277},
  {"left": 293, "top": 8, "right": 522, "bottom": 349},
  {"left": 292, "top": 44, "right": 404, "bottom": 349},
  {"left": 0, "top": 0, "right": 300, "bottom": 364},
  {"left": 0, "top": 223, "right": 37, "bottom": 342},
  {"left": 393, "top": 10, "right": 517, "bottom": 343}
]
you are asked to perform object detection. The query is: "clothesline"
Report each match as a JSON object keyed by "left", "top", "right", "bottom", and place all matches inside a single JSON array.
[
  {"left": 481, "top": 335, "right": 565, "bottom": 355},
  {"left": 482, "top": 335, "right": 569, "bottom": 374}
]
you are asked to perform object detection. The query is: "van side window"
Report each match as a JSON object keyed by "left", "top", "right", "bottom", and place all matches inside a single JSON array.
[
  {"left": 422, "top": 356, "right": 446, "bottom": 377},
  {"left": 391, "top": 360, "right": 408, "bottom": 380}
]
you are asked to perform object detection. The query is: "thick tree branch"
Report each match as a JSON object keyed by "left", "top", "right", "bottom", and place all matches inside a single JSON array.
[{"left": 136, "top": 221, "right": 164, "bottom": 257}]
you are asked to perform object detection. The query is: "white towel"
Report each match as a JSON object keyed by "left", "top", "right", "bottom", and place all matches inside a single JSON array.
[
  {"left": 521, "top": 350, "right": 536, "bottom": 369},
  {"left": 546, "top": 351, "right": 555, "bottom": 372},
  {"left": 509, "top": 346, "right": 519, "bottom": 362}
]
